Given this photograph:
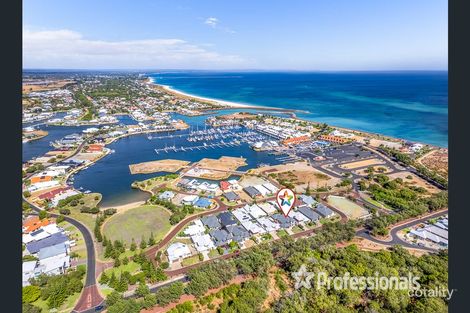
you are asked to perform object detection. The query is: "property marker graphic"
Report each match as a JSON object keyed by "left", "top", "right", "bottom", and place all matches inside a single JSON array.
[{"left": 276, "top": 188, "right": 296, "bottom": 216}]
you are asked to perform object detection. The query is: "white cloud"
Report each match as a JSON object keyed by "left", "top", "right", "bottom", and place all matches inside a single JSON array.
[
  {"left": 203, "top": 17, "right": 236, "bottom": 34},
  {"left": 204, "top": 17, "right": 219, "bottom": 28},
  {"left": 23, "top": 28, "right": 247, "bottom": 69}
]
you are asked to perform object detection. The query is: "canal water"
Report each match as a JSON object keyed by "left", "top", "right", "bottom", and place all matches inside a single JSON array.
[{"left": 23, "top": 110, "right": 285, "bottom": 207}]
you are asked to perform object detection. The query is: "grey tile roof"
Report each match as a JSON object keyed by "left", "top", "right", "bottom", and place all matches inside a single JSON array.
[
  {"left": 272, "top": 214, "right": 295, "bottom": 228},
  {"left": 201, "top": 215, "right": 221, "bottom": 229},
  {"left": 243, "top": 186, "right": 261, "bottom": 198},
  {"left": 297, "top": 206, "right": 321, "bottom": 221},
  {"left": 315, "top": 204, "right": 334, "bottom": 217},
  {"left": 26, "top": 233, "right": 69, "bottom": 254},
  {"left": 225, "top": 225, "right": 250, "bottom": 242},
  {"left": 38, "top": 243, "right": 67, "bottom": 260},
  {"left": 224, "top": 191, "right": 240, "bottom": 202},
  {"left": 218, "top": 212, "right": 237, "bottom": 227},
  {"left": 209, "top": 229, "right": 233, "bottom": 246}
]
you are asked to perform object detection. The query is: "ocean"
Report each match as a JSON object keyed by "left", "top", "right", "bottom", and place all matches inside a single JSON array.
[{"left": 150, "top": 71, "right": 448, "bottom": 147}]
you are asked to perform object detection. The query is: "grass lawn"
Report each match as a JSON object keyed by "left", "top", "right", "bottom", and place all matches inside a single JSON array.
[
  {"left": 31, "top": 291, "right": 81, "bottom": 313},
  {"left": 181, "top": 255, "right": 200, "bottom": 267},
  {"left": 291, "top": 225, "right": 304, "bottom": 233},
  {"left": 103, "top": 205, "right": 171, "bottom": 245},
  {"left": 132, "top": 175, "right": 178, "bottom": 192},
  {"left": 277, "top": 229, "right": 289, "bottom": 238},
  {"left": 99, "top": 286, "right": 114, "bottom": 297},
  {"left": 55, "top": 193, "right": 102, "bottom": 231},
  {"left": 104, "top": 261, "right": 141, "bottom": 277},
  {"left": 208, "top": 249, "right": 220, "bottom": 258},
  {"left": 361, "top": 193, "right": 393, "bottom": 211}
]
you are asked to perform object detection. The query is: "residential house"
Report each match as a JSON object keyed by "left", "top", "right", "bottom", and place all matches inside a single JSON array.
[
  {"left": 224, "top": 191, "right": 240, "bottom": 202},
  {"left": 299, "top": 195, "right": 317, "bottom": 207},
  {"left": 25, "top": 233, "right": 70, "bottom": 255},
  {"left": 297, "top": 206, "right": 321, "bottom": 222},
  {"left": 315, "top": 204, "right": 335, "bottom": 218},
  {"left": 166, "top": 242, "right": 191, "bottom": 263},
  {"left": 218, "top": 212, "right": 237, "bottom": 227},
  {"left": 184, "top": 220, "right": 206, "bottom": 236},
  {"left": 191, "top": 234, "right": 215, "bottom": 252},
  {"left": 209, "top": 229, "right": 233, "bottom": 247},
  {"left": 243, "top": 186, "right": 261, "bottom": 198},
  {"left": 181, "top": 195, "right": 199, "bottom": 206},
  {"left": 201, "top": 216, "right": 221, "bottom": 229},
  {"left": 159, "top": 191, "right": 175, "bottom": 201},
  {"left": 194, "top": 197, "right": 212, "bottom": 209},
  {"left": 272, "top": 214, "right": 296, "bottom": 228},
  {"left": 225, "top": 225, "right": 250, "bottom": 243}
]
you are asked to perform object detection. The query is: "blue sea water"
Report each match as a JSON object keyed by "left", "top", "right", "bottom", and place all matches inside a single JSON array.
[{"left": 150, "top": 71, "right": 448, "bottom": 147}]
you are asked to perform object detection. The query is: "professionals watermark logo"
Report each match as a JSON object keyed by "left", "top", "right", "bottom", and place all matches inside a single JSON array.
[
  {"left": 276, "top": 188, "right": 295, "bottom": 216},
  {"left": 292, "top": 263, "right": 456, "bottom": 300}
]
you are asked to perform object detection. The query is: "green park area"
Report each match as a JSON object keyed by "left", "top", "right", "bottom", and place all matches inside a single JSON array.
[
  {"left": 53, "top": 193, "right": 102, "bottom": 230},
  {"left": 103, "top": 205, "right": 172, "bottom": 245},
  {"left": 327, "top": 195, "right": 370, "bottom": 219}
]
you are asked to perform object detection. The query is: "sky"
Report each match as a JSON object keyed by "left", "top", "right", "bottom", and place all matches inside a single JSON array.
[{"left": 23, "top": 0, "right": 448, "bottom": 70}]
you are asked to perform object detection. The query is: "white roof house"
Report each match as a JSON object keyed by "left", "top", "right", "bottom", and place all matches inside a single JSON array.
[
  {"left": 288, "top": 210, "right": 310, "bottom": 223},
  {"left": 262, "top": 183, "right": 278, "bottom": 194},
  {"left": 253, "top": 185, "right": 270, "bottom": 196},
  {"left": 181, "top": 195, "right": 199, "bottom": 205},
  {"left": 240, "top": 220, "right": 266, "bottom": 235},
  {"left": 258, "top": 202, "right": 278, "bottom": 215},
  {"left": 159, "top": 191, "right": 175, "bottom": 200},
  {"left": 51, "top": 190, "right": 80, "bottom": 207},
  {"left": 166, "top": 242, "right": 191, "bottom": 263},
  {"left": 246, "top": 204, "right": 267, "bottom": 219},
  {"left": 233, "top": 207, "right": 252, "bottom": 223},
  {"left": 38, "top": 255, "right": 70, "bottom": 275},
  {"left": 410, "top": 229, "right": 448, "bottom": 246},
  {"left": 28, "top": 180, "right": 60, "bottom": 192},
  {"left": 424, "top": 225, "right": 448, "bottom": 240},
  {"left": 184, "top": 220, "right": 206, "bottom": 236},
  {"left": 22, "top": 223, "right": 62, "bottom": 244},
  {"left": 257, "top": 217, "right": 280, "bottom": 232},
  {"left": 22, "top": 261, "right": 38, "bottom": 286},
  {"left": 191, "top": 234, "right": 215, "bottom": 252}
]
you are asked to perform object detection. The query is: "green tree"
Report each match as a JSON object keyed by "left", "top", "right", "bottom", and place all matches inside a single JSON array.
[
  {"left": 148, "top": 232, "right": 156, "bottom": 246},
  {"left": 135, "top": 282, "right": 150, "bottom": 298},
  {"left": 99, "top": 272, "right": 109, "bottom": 285},
  {"left": 22, "top": 285, "right": 41, "bottom": 303},
  {"left": 140, "top": 236, "right": 147, "bottom": 249},
  {"left": 22, "top": 303, "right": 41, "bottom": 313},
  {"left": 38, "top": 210, "right": 47, "bottom": 220},
  {"left": 130, "top": 238, "right": 137, "bottom": 251}
]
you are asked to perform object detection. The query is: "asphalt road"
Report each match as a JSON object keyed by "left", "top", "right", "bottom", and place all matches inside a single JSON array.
[
  {"left": 23, "top": 195, "right": 105, "bottom": 312},
  {"left": 356, "top": 209, "right": 448, "bottom": 252}
]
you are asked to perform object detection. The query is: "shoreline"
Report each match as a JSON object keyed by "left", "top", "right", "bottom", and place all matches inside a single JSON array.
[
  {"left": 146, "top": 77, "right": 444, "bottom": 149},
  {"left": 147, "top": 77, "right": 301, "bottom": 114}
]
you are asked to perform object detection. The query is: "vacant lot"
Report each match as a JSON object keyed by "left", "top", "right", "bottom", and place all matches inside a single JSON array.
[
  {"left": 339, "top": 158, "right": 385, "bottom": 170},
  {"left": 103, "top": 205, "right": 172, "bottom": 244},
  {"left": 418, "top": 149, "right": 448, "bottom": 178},
  {"left": 129, "top": 159, "right": 190, "bottom": 174},
  {"left": 353, "top": 165, "right": 393, "bottom": 176},
  {"left": 197, "top": 156, "right": 246, "bottom": 171},
  {"left": 327, "top": 196, "right": 370, "bottom": 219},
  {"left": 388, "top": 171, "right": 441, "bottom": 194},
  {"left": 253, "top": 162, "right": 339, "bottom": 193}
]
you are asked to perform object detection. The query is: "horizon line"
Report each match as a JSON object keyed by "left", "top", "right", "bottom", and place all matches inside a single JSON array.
[{"left": 23, "top": 68, "right": 448, "bottom": 73}]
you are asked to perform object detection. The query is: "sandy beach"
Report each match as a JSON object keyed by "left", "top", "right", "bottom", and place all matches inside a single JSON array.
[
  {"left": 101, "top": 200, "right": 146, "bottom": 213},
  {"left": 146, "top": 77, "right": 298, "bottom": 113}
]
